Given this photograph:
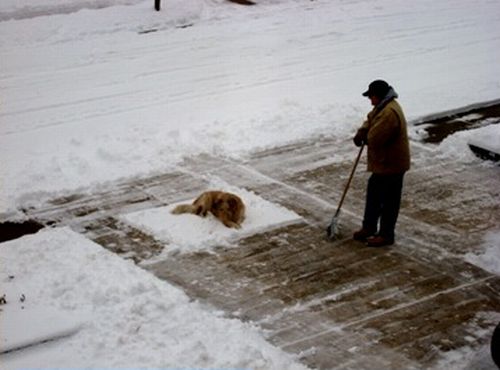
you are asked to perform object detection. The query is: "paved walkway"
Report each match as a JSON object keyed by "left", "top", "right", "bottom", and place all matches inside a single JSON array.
[{"left": 23, "top": 134, "right": 500, "bottom": 369}]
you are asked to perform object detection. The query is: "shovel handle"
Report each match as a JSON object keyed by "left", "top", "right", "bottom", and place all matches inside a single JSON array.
[{"left": 335, "top": 144, "right": 364, "bottom": 215}]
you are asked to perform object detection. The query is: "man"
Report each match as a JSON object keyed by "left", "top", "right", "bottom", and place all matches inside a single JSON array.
[{"left": 353, "top": 80, "right": 410, "bottom": 247}]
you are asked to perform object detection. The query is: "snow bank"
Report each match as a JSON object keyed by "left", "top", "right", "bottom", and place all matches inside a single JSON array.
[
  {"left": 0, "top": 227, "right": 308, "bottom": 369},
  {"left": 467, "top": 123, "right": 500, "bottom": 155}
]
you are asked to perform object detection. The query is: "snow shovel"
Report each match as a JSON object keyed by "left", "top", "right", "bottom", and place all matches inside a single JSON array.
[{"left": 326, "top": 144, "right": 364, "bottom": 239}]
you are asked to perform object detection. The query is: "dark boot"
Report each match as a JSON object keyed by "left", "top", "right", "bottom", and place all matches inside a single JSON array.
[
  {"left": 366, "top": 235, "right": 394, "bottom": 247},
  {"left": 353, "top": 228, "right": 376, "bottom": 242}
]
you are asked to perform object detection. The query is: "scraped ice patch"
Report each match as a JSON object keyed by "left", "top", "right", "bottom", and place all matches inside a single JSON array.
[
  {"left": 121, "top": 187, "right": 302, "bottom": 254},
  {"left": 464, "top": 229, "right": 500, "bottom": 276},
  {"left": 0, "top": 227, "right": 308, "bottom": 369}
]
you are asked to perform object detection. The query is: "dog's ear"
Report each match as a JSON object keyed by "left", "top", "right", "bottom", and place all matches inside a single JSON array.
[{"left": 212, "top": 199, "right": 222, "bottom": 210}]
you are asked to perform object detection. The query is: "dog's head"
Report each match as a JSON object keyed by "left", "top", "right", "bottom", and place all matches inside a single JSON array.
[{"left": 212, "top": 197, "right": 239, "bottom": 216}]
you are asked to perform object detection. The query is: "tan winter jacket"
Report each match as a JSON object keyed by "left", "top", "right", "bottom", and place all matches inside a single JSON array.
[{"left": 360, "top": 99, "right": 410, "bottom": 174}]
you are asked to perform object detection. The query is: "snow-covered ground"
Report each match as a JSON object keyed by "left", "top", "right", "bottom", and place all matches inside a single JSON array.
[
  {"left": 1, "top": 0, "right": 500, "bottom": 368},
  {"left": 2, "top": 0, "right": 500, "bottom": 216},
  {"left": 0, "top": 227, "right": 308, "bottom": 369},
  {"left": 2, "top": 210, "right": 499, "bottom": 369}
]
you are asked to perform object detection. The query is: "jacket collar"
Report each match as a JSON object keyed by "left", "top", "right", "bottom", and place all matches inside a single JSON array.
[{"left": 374, "top": 87, "right": 398, "bottom": 113}]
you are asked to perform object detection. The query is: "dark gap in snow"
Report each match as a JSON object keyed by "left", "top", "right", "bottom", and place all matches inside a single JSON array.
[
  {"left": 0, "top": 220, "right": 45, "bottom": 243},
  {"left": 418, "top": 103, "right": 500, "bottom": 144},
  {"left": 138, "top": 28, "right": 159, "bottom": 35},
  {"left": 468, "top": 144, "right": 500, "bottom": 162},
  {"left": 492, "top": 322, "right": 500, "bottom": 368},
  {"left": 138, "top": 23, "right": 194, "bottom": 34},
  {"left": 226, "top": 0, "right": 256, "bottom": 5}
]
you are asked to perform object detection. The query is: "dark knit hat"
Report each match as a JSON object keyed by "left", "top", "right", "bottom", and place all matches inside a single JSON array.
[{"left": 362, "top": 80, "right": 390, "bottom": 97}]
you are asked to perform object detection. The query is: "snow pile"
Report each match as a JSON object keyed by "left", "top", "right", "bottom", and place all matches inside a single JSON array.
[
  {"left": 465, "top": 230, "right": 500, "bottom": 276},
  {"left": 0, "top": 227, "right": 308, "bottom": 369},
  {"left": 467, "top": 122, "right": 500, "bottom": 154},
  {"left": 435, "top": 122, "right": 500, "bottom": 163},
  {"left": 122, "top": 185, "right": 302, "bottom": 254}
]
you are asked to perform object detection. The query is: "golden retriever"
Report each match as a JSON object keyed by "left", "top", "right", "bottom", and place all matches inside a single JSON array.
[{"left": 171, "top": 191, "right": 246, "bottom": 229}]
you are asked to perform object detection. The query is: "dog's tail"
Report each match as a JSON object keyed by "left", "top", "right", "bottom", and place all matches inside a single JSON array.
[{"left": 171, "top": 204, "right": 196, "bottom": 215}]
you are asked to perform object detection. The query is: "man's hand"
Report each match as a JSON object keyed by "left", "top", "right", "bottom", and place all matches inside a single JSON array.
[{"left": 353, "top": 128, "right": 368, "bottom": 147}]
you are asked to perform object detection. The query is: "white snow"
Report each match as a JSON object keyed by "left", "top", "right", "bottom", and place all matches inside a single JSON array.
[
  {"left": 468, "top": 122, "right": 500, "bottom": 154},
  {"left": 0, "top": 227, "right": 308, "bottom": 369},
  {"left": 465, "top": 229, "right": 500, "bottom": 277},
  {"left": 2, "top": 0, "right": 500, "bottom": 368},
  {"left": 2, "top": 0, "right": 500, "bottom": 215},
  {"left": 0, "top": 305, "right": 85, "bottom": 354}
]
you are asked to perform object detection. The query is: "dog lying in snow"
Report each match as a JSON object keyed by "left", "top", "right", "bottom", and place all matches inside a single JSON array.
[{"left": 171, "top": 191, "right": 246, "bottom": 229}]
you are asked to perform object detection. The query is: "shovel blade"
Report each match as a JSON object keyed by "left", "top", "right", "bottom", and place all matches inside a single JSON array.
[{"left": 326, "top": 216, "right": 339, "bottom": 239}]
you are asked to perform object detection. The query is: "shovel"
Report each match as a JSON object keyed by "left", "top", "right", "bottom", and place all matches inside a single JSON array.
[{"left": 326, "top": 144, "right": 364, "bottom": 239}]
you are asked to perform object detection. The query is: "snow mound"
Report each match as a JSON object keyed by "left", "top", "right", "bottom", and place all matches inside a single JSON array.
[{"left": 468, "top": 122, "right": 500, "bottom": 155}]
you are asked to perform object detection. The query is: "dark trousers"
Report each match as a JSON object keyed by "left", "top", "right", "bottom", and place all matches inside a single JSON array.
[{"left": 362, "top": 173, "right": 405, "bottom": 240}]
